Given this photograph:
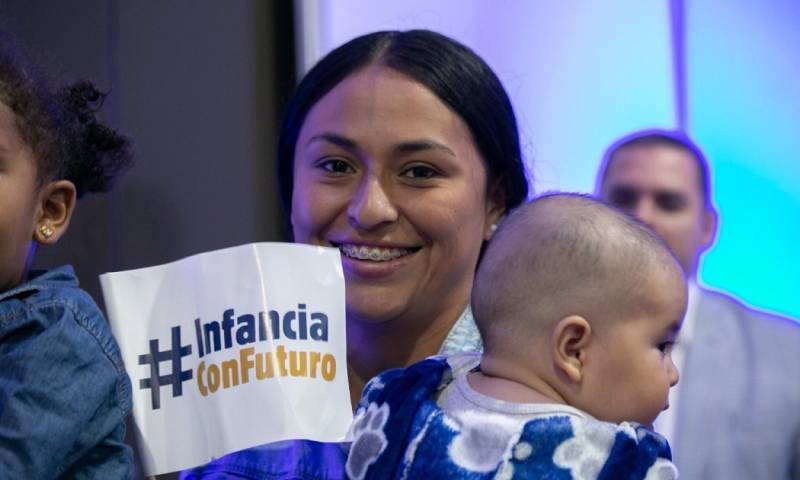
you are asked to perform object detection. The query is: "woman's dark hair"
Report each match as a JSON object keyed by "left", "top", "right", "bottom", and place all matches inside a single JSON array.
[
  {"left": 277, "top": 29, "right": 529, "bottom": 229},
  {"left": 0, "top": 41, "right": 132, "bottom": 198}
]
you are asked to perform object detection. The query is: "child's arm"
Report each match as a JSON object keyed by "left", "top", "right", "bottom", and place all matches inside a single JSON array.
[{"left": 0, "top": 300, "right": 132, "bottom": 478}]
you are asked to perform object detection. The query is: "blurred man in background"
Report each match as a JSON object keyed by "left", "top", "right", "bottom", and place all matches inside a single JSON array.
[{"left": 596, "top": 129, "right": 800, "bottom": 480}]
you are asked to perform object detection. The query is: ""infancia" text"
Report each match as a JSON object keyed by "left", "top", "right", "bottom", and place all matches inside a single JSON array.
[
  {"left": 194, "top": 304, "right": 329, "bottom": 358},
  {"left": 192, "top": 305, "right": 336, "bottom": 397}
]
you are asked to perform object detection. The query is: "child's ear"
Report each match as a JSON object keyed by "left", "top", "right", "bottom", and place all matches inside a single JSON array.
[
  {"left": 34, "top": 180, "right": 77, "bottom": 245},
  {"left": 551, "top": 315, "right": 592, "bottom": 384}
]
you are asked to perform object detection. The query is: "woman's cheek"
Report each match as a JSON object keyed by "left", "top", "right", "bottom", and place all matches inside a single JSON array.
[{"left": 292, "top": 181, "right": 350, "bottom": 245}]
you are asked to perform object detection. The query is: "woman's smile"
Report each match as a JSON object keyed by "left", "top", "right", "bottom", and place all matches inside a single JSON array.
[
  {"left": 333, "top": 241, "right": 421, "bottom": 280},
  {"left": 337, "top": 243, "right": 418, "bottom": 262}
]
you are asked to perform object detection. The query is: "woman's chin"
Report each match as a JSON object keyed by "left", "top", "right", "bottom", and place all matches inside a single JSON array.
[{"left": 345, "top": 294, "right": 410, "bottom": 327}]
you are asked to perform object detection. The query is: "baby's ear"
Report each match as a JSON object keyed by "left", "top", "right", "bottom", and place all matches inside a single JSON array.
[
  {"left": 34, "top": 180, "right": 77, "bottom": 245},
  {"left": 551, "top": 315, "right": 592, "bottom": 384}
]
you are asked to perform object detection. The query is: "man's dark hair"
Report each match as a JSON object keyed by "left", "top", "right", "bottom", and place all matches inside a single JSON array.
[{"left": 597, "top": 128, "right": 712, "bottom": 208}]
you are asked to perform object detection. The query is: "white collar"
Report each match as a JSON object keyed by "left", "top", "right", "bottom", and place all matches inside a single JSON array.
[{"left": 679, "top": 281, "right": 701, "bottom": 348}]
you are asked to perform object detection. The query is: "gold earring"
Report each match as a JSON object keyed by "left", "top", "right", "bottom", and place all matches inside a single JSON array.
[{"left": 38, "top": 225, "right": 54, "bottom": 240}]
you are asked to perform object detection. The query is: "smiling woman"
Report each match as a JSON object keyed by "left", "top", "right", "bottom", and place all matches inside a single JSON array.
[
  {"left": 183, "top": 29, "right": 529, "bottom": 479},
  {"left": 286, "top": 30, "right": 529, "bottom": 407},
  {"left": 292, "top": 64, "right": 503, "bottom": 388}
]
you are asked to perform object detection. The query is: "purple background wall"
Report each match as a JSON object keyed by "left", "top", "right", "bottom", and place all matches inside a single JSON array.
[
  {"left": 1, "top": 1, "right": 798, "bottom": 478},
  {"left": 297, "top": 0, "right": 800, "bottom": 319}
]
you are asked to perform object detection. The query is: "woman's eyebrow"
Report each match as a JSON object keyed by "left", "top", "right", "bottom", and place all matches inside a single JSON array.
[
  {"left": 392, "top": 139, "right": 455, "bottom": 157},
  {"left": 306, "top": 134, "right": 456, "bottom": 158},
  {"left": 306, "top": 133, "right": 359, "bottom": 153}
]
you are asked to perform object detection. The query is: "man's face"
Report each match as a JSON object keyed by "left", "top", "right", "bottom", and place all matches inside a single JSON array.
[{"left": 599, "top": 143, "right": 715, "bottom": 278}]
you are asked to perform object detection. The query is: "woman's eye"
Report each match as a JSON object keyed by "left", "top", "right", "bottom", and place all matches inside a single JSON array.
[
  {"left": 402, "top": 165, "right": 440, "bottom": 179},
  {"left": 319, "top": 159, "right": 353, "bottom": 174}
]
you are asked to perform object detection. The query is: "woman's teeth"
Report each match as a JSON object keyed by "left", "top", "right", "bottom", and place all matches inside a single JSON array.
[{"left": 340, "top": 245, "right": 413, "bottom": 261}]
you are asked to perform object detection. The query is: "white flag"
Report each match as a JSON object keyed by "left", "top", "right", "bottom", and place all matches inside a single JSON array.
[{"left": 100, "top": 243, "right": 352, "bottom": 476}]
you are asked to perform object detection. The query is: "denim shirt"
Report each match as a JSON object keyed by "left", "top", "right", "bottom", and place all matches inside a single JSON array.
[
  {"left": 181, "top": 306, "right": 482, "bottom": 480},
  {"left": 0, "top": 265, "right": 133, "bottom": 479}
]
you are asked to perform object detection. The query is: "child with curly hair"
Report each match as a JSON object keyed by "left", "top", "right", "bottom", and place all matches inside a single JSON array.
[{"left": 0, "top": 39, "right": 134, "bottom": 478}]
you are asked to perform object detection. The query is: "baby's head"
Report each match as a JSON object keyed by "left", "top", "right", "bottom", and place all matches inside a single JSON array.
[
  {"left": 473, "top": 193, "right": 686, "bottom": 426},
  {"left": 0, "top": 41, "right": 132, "bottom": 293}
]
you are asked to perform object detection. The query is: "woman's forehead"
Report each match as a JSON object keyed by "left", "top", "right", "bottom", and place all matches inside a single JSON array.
[{"left": 297, "top": 66, "right": 474, "bottom": 154}]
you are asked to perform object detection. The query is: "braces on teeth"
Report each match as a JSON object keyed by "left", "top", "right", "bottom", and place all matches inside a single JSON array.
[{"left": 341, "top": 245, "right": 410, "bottom": 261}]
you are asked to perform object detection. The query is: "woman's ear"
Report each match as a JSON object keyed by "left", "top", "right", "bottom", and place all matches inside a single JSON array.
[
  {"left": 552, "top": 315, "right": 592, "bottom": 384},
  {"left": 34, "top": 180, "right": 77, "bottom": 245},
  {"left": 483, "top": 181, "right": 506, "bottom": 241}
]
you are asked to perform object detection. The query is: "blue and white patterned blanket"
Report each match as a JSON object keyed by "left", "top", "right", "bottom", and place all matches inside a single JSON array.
[{"left": 346, "top": 356, "right": 678, "bottom": 480}]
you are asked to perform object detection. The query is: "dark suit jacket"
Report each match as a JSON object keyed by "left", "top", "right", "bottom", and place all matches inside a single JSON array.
[{"left": 672, "top": 288, "right": 800, "bottom": 479}]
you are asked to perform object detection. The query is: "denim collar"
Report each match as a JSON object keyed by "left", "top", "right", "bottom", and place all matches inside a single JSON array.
[{"left": 0, "top": 265, "right": 78, "bottom": 302}]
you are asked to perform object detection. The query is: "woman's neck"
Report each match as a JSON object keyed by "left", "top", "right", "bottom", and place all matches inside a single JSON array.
[{"left": 345, "top": 301, "right": 466, "bottom": 409}]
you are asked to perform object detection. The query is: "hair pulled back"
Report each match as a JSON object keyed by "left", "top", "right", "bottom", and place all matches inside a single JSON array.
[{"left": 277, "top": 29, "right": 529, "bottom": 227}]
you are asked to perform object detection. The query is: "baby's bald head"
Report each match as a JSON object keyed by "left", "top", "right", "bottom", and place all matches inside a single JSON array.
[{"left": 473, "top": 193, "right": 684, "bottom": 356}]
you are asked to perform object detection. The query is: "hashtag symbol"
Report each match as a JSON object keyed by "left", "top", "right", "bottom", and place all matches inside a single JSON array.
[{"left": 138, "top": 326, "right": 193, "bottom": 410}]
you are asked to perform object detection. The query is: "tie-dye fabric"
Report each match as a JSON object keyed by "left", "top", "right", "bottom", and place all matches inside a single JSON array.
[{"left": 346, "top": 356, "right": 678, "bottom": 480}]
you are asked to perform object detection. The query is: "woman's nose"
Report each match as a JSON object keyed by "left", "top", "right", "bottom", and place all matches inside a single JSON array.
[{"left": 347, "top": 175, "right": 399, "bottom": 230}]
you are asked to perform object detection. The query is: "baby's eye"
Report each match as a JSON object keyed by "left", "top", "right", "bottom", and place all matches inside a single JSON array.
[
  {"left": 319, "top": 159, "right": 354, "bottom": 174},
  {"left": 401, "top": 165, "right": 440, "bottom": 179},
  {"left": 657, "top": 341, "right": 675, "bottom": 353}
]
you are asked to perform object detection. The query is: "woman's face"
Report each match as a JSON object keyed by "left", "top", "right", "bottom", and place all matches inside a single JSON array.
[{"left": 291, "top": 65, "right": 502, "bottom": 328}]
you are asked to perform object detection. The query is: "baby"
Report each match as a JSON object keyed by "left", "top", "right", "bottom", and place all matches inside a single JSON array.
[
  {"left": 0, "top": 41, "right": 134, "bottom": 477},
  {"left": 346, "top": 193, "right": 686, "bottom": 480}
]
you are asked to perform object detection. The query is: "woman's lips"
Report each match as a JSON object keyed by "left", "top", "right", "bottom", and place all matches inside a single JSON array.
[
  {"left": 334, "top": 243, "right": 421, "bottom": 279},
  {"left": 338, "top": 244, "right": 416, "bottom": 261}
]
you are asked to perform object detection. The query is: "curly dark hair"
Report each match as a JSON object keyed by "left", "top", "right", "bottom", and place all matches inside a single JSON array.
[{"left": 0, "top": 41, "right": 132, "bottom": 197}]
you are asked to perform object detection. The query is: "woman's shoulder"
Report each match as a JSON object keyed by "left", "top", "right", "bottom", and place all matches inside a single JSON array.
[
  {"left": 357, "top": 352, "right": 480, "bottom": 411},
  {"left": 438, "top": 306, "right": 483, "bottom": 356}
]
